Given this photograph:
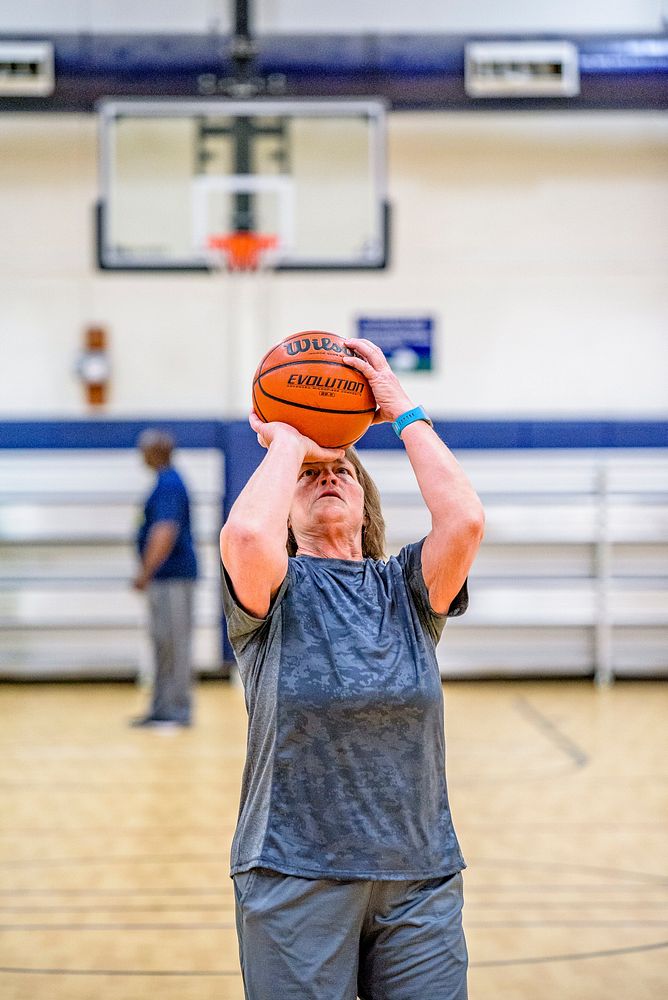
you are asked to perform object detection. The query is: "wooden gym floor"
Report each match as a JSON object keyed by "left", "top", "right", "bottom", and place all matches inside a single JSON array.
[{"left": 0, "top": 678, "right": 666, "bottom": 1000}]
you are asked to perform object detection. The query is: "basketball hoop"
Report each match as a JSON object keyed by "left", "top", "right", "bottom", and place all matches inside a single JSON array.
[
  {"left": 207, "top": 232, "right": 279, "bottom": 273},
  {"left": 206, "top": 230, "right": 280, "bottom": 414}
]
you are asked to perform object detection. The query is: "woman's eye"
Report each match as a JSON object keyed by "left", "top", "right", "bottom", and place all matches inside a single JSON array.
[
  {"left": 337, "top": 468, "right": 350, "bottom": 475},
  {"left": 301, "top": 469, "right": 315, "bottom": 477}
]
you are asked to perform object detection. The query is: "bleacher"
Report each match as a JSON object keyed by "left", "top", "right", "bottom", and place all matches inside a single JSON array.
[
  {"left": 0, "top": 449, "right": 223, "bottom": 679},
  {"left": 1, "top": 441, "right": 666, "bottom": 683},
  {"left": 359, "top": 449, "right": 668, "bottom": 682}
]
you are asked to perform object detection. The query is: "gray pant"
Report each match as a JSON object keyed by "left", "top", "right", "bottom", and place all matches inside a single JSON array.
[
  {"left": 233, "top": 868, "right": 468, "bottom": 1000},
  {"left": 147, "top": 579, "right": 194, "bottom": 723}
]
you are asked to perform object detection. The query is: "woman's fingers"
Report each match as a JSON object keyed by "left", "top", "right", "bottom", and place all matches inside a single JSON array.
[
  {"left": 304, "top": 441, "right": 346, "bottom": 462},
  {"left": 338, "top": 351, "right": 368, "bottom": 373},
  {"left": 248, "top": 412, "right": 268, "bottom": 447},
  {"left": 248, "top": 412, "right": 345, "bottom": 460},
  {"left": 344, "top": 337, "right": 387, "bottom": 371},
  {"left": 341, "top": 340, "right": 413, "bottom": 425}
]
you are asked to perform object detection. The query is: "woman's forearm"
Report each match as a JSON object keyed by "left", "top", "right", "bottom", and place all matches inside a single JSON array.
[
  {"left": 401, "top": 421, "right": 484, "bottom": 532},
  {"left": 220, "top": 420, "right": 346, "bottom": 616},
  {"left": 224, "top": 430, "right": 306, "bottom": 543}
]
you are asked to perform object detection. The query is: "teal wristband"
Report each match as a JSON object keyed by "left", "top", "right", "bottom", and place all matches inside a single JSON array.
[{"left": 392, "top": 405, "right": 433, "bottom": 438}]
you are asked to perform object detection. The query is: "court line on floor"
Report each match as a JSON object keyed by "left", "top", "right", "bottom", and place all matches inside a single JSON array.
[
  {"left": 0, "top": 967, "right": 238, "bottom": 977},
  {"left": 470, "top": 858, "right": 668, "bottom": 885},
  {"left": 2, "top": 919, "right": 668, "bottom": 931},
  {"left": 2, "top": 899, "right": 667, "bottom": 913},
  {"left": 0, "top": 853, "right": 226, "bottom": 868},
  {"left": 1, "top": 858, "right": 665, "bottom": 886},
  {"left": 512, "top": 696, "right": 589, "bottom": 767},
  {"left": 1, "top": 940, "right": 667, "bottom": 976},
  {"left": 471, "top": 938, "right": 668, "bottom": 967},
  {"left": 0, "top": 888, "right": 229, "bottom": 897},
  {"left": 462, "top": 821, "right": 667, "bottom": 828},
  {"left": 0, "top": 903, "right": 235, "bottom": 912},
  {"left": 0, "top": 921, "right": 236, "bottom": 930}
]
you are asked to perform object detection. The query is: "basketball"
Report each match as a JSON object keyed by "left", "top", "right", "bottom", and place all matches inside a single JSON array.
[{"left": 252, "top": 332, "right": 377, "bottom": 448}]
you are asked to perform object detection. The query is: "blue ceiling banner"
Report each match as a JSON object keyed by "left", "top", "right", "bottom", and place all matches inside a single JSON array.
[{"left": 0, "top": 33, "right": 665, "bottom": 112}]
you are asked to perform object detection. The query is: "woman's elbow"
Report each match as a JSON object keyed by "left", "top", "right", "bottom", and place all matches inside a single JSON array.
[
  {"left": 220, "top": 520, "right": 285, "bottom": 566},
  {"left": 471, "top": 501, "right": 485, "bottom": 541},
  {"left": 220, "top": 520, "right": 263, "bottom": 560},
  {"left": 458, "top": 502, "right": 485, "bottom": 549}
]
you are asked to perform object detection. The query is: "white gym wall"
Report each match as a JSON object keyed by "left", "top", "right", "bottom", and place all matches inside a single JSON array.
[
  {"left": 1, "top": 0, "right": 666, "bottom": 419},
  {"left": 0, "top": 110, "right": 666, "bottom": 418}
]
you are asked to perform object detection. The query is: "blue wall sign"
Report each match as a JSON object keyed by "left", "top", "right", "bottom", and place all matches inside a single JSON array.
[{"left": 356, "top": 316, "right": 433, "bottom": 371}]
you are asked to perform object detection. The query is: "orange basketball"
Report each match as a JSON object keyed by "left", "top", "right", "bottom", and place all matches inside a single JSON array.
[{"left": 252, "top": 332, "right": 376, "bottom": 448}]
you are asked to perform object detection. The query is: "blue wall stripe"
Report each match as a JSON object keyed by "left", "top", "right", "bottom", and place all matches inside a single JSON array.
[
  {"left": 0, "top": 420, "right": 224, "bottom": 450},
  {"left": 0, "top": 419, "right": 665, "bottom": 451}
]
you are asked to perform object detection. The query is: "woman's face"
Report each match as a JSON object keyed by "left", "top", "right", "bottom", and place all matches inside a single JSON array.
[{"left": 289, "top": 457, "right": 366, "bottom": 545}]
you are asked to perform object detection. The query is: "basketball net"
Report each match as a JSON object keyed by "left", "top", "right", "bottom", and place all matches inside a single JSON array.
[{"left": 206, "top": 233, "right": 280, "bottom": 415}]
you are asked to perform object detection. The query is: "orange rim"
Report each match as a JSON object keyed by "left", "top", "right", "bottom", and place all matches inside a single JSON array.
[{"left": 207, "top": 232, "right": 278, "bottom": 271}]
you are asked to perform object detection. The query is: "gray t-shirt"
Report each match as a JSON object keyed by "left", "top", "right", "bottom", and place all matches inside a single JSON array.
[{"left": 222, "top": 538, "right": 468, "bottom": 881}]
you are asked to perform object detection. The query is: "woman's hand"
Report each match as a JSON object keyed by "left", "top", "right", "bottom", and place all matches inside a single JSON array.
[
  {"left": 342, "top": 338, "right": 414, "bottom": 424},
  {"left": 249, "top": 411, "right": 345, "bottom": 462}
]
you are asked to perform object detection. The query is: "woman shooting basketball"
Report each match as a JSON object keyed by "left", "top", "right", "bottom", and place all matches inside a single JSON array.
[{"left": 220, "top": 337, "right": 484, "bottom": 1000}]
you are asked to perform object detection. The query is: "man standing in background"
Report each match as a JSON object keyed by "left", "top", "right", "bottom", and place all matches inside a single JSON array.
[{"left": 131, "top": 430, "right": 197, "bottom": 728}]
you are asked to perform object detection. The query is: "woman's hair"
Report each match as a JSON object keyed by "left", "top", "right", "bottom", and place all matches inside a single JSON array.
[{"left": 286, "top": 446, "right": 386, "bottom": 560}]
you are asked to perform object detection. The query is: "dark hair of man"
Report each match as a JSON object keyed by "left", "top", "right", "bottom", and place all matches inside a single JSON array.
[{"left": 137, "top": 429, "right": 174, "bottom": 465}]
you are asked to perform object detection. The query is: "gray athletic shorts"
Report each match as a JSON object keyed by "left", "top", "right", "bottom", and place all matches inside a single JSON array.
[{"left": 233, "top": 867, "right": 468, "bottom": 1000}]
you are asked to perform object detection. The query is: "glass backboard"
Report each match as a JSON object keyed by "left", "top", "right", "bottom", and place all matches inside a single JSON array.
[{"left": 96, "top": 98, "right": 389, "bottom": 271}]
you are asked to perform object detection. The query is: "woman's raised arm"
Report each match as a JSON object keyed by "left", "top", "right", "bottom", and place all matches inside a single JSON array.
[
  {"left": 342, "top": 339, "right": 484, "bottom": 615},
  {"left": 220, "top": 417, "right": 344, "bottom": 618}
]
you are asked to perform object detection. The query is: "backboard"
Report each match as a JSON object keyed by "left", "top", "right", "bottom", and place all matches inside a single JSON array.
[{"left": 96, "top": 98, "right": 389, "bottom": 271}]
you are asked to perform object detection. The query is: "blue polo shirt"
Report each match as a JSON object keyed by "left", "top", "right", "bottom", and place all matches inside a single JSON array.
[{"left": 137, "top": 467, "right": 197, "bottom": 580}]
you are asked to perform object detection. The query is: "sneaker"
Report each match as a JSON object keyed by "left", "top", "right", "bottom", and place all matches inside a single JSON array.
[{"left": 129, "top": 715, "right": 181, "bottom": 729}]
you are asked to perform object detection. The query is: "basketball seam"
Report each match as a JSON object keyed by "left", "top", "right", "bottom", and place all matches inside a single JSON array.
[
  {"left": 254, "top": 382, "right": 376, "bottom": 417},
  {"left": 252, "top": 382, "right": 269, "bottom": 424},
  {"left": 253, "top": 358, "right": 362, "bottom": 384}
]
